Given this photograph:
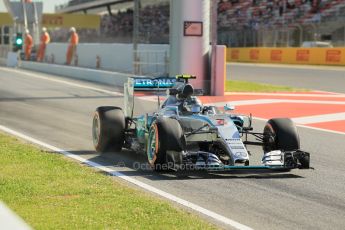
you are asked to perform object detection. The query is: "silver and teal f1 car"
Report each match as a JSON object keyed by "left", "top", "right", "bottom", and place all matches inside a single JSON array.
[{"left": 92, "top": 75, "right": 310, "bottom": 171}]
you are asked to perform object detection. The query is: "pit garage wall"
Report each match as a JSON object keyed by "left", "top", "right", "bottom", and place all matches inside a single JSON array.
[
  {"left": 45, "top": 43, "right": 169, "bottom": 75},
  {"left": 227, "top": 48, "right": 345, "bottom": 66}
]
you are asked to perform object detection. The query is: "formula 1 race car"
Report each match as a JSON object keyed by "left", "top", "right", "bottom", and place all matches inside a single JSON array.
[{"left": 92, "top": 75, "right": 310, "bottom": 171}]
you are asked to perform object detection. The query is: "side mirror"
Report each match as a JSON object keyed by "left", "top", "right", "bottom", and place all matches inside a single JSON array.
[
  {"left": 242, "top": 115, "right": 253, "bottom": 131},
  {"left": 224, "top": 104, "right": 235, "bottom": 111}
]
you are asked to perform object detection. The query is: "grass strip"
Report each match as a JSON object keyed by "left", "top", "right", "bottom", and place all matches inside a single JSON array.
[
  {"left": 0, "top": 132, "right": 217, "bottom": 230},
  {"left": 226, "top": 80, "right": 309, "bottom": 92}
]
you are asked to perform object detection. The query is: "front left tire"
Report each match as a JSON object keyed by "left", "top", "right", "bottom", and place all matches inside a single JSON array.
[{"left": 147, "top": 117, "right": 185, "bottom": 171}]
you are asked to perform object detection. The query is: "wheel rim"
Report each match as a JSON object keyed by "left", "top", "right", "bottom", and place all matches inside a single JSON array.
[
  {"left": 147, "top": 124, "right": 158, "bottom": 167},
  {"left": 92, "top": 113, "right": 100, "bottom": 147}
]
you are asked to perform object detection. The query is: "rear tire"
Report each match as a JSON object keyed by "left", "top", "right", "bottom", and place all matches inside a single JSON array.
[
  {"left": 263, "top": 118, "right": 300, "bottom": 153},
  {"left": 92, "top": 106, "right": 125, "bottom": 153},
  {"left": 147, "top": 117, "right": 185, "bottom": 171}
]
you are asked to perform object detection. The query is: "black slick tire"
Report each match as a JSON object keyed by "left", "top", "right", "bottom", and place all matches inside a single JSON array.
[
  {"left": 92, "top": 106, "right": 125, "bottom": 153},
  {"left": 263, "top": 118, "right": 300, "bottom": 153},
  {"left": 147, "top": 117, "right": 185, "bottom": 171}
]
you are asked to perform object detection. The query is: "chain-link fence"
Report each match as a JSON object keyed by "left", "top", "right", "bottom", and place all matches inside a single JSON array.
[
  {"left": 219, "top": 22, "right": 345, "bottom": 47},
  {"left": 50, "top": 0, "right": 345, "bottom": 48},
  {"left": 52, "top": 0, "right": 169, "bottom": 44}
]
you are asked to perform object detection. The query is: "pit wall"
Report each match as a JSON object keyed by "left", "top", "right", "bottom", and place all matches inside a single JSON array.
[
  {"left": 227, "top": 48, "right": 345, "bottom": 66},
  {"left": 18, "top": 44, "right": 226, "bottom": 96},
  {"left": 45, "top": 43, "right": 169, "bottom": 74},
  {"left": 20, "top": 61, "right": 133, "bottom": 87}
]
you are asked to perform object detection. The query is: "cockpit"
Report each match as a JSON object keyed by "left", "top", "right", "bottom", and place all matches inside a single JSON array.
[{"left": 160, "top": 75, "right": 221, "bottom": 116}]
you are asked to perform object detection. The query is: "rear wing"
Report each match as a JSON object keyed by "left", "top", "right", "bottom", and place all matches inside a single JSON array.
[
  {"left": 124, "top": 76, "right": 176, "bottom": 118},
  {"left": 133, "top": 76, "right": 176, "bottom": 91},
  {"left": 124, "top": 75, "right": 203, "bottom": 118}
]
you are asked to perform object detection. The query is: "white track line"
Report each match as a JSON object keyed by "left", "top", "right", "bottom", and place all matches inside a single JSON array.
[
  {"left": 0, "top": 67, "right": 161, "bottom": 103},
  {"left": 292, "top": 112, "right": 345, "bottom": 124},
  {"left": 206, "top": 99, "right": 280, "bottom": 107},
  {"left": 0, "top": 124, "right": 253, "bottom": 230},
  {"left": 0, "top": 202, "right": 31, "bottom": 230},
  {"left": 278, "top": 99, "right": 345, "bottom": 105},
  {"left": 296, "top": 124, "right": 345, "bottom": 136},
  {"left": 0, "top": 67, "right": 123, "bottom": 97},
  {"left": 207, "top": 99, "right": 345, "bottom": 107},
  {"left": 312, "top": 90, "right": 344, "bottom": 95},
  {"left": 252, "top": 117, "right": 345, "bottom": 136}
]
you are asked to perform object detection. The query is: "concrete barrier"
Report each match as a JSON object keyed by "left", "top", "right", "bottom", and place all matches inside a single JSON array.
[
  {"left": 45, "top": 43, "right": 169, "bottom": 75},
  {"left": 20, "top": 61, "right": 134, "bottom": 87},
  {"left": 6, "top": 52, "right": 18, "bottom": 67},
  {"left": 0, "top": 57, "right": 6, "bottom": 66}
]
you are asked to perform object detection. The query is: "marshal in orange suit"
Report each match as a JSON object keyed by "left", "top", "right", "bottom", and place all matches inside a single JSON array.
[
  {"left": 24, "top": 29, "right": 33, "bottom": 61},
  {"left": 36, "top": 27, "right": 50, "bottom": 62},
  {"left": 66, "top": 27, "right": 79, "bottom": 65}
]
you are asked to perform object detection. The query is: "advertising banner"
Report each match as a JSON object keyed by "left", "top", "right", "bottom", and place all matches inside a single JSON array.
[
  {"left": 227, "top": 47, "right": 345, "bottom": 66},
  {"left": 0, "top": 13, "right": 100, "bottom": 29}
]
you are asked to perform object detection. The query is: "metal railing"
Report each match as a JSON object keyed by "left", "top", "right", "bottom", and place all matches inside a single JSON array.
[
  {"left": 133, "top": 50, "right": 169, "bottom": 76},
  {"left": 219, "top": 20, "right": 345, "bottom": 48}
]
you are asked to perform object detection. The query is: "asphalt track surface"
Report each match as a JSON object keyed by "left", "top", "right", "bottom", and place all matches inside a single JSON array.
[
  {"left": 1, "top": 67, "right": 345, "bottom": 230},
  {"left": 228, "top": 63, "right": 345, "bottom": 93}
]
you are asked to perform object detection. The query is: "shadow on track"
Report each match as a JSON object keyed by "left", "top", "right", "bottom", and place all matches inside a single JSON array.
[{"left": 64, "top": 150, "right": 304, "bottom": 181}]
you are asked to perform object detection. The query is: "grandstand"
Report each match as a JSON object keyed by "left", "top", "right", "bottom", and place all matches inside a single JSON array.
[
  {"left": 55, "top": 0, "right": 345, "bottom": 47},
  {"left": 53, "top": 0, "right": 169, "bottom": 44},
  {"left": 218, "top": 0, "right": 345, "bottom": 47}
]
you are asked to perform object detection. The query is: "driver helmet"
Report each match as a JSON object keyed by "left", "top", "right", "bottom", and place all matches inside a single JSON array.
[{"left": 184, "top": 97, "right": 203, "bottom": 113}]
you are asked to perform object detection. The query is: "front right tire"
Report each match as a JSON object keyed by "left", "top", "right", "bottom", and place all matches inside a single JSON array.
[
  {"left": 263, "top": 118, "right": 300, "bottom": 153},
  {"left": 92, "top": 106, "right": 125, "bottom": 153}
]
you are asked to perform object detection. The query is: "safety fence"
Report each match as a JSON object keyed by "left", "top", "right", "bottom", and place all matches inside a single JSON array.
[{"left": 227, "top": 47, "right": 345, "bottom": 66}]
